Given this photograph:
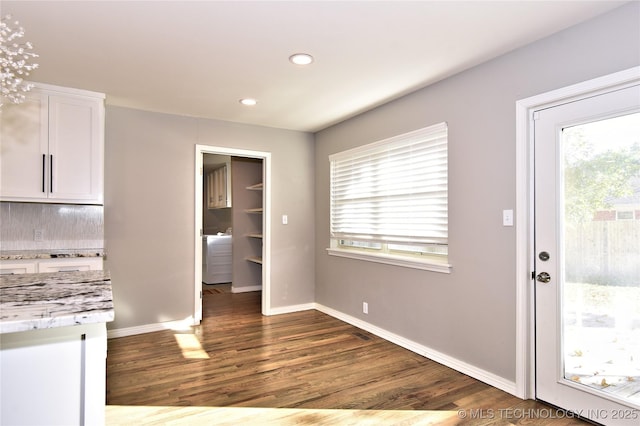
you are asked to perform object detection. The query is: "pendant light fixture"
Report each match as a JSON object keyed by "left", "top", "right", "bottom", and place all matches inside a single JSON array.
[{"left": 0, "top": 15, "right": 39, "bottom": 107}]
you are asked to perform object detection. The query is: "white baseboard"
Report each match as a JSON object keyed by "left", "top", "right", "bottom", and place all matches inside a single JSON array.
[
  {"left": 106, "top": 301, "right": 316, "bottom": 338},
  {"left": 314, "top": 303, "right": 518, "bottom": 397},
  {"left": 267, "top": 303, "right": 316, "bottom": 316},
  {"left": 107, "top": 317, "right": 197, "bottom": 339},
  {"left": 231, "top": 285, "right": 262, "bottom": 293},
  {"left": 107, "top": 301, "right": 517, "bottom": 398}
]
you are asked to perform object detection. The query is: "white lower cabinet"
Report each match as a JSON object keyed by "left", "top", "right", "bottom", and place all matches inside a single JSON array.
[
  {"left": 0, "top": 322, "right": 108, "bottom": 426},
  {"left": 0, "top": 261, "right": 37, "bottom": 275},
  {"left": 37, "top": 257, "right": 103, "bottom": 273},
  {"left": 0, "top": 257, "right": 103, "bottom": 274}
]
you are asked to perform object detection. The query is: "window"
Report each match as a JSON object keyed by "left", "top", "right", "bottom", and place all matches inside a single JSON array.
[{"left": 327, "top": 122, "right": 451, "bottom": 273}]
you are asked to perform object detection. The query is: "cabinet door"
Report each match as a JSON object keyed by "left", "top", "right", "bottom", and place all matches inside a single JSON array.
[
  {"left": 37, "top": 257, "right": 103, "bottom": 273},
  {"left": 207, "top": 171, "right": 217, "bottom": 209},
  {"left": 215, "top": 167, "right": 226, "bottom": 207},
  {"left": 0, "top": 92, "right": 49, "bottom": 200},
  {"left": 0, "top": 323, "right": 107, "bottom": 426},
  {"left": 0, "top": 262, "right": 38, "bottom": 275},
  {"left": 207, "top": 164, "right": 232, "bottom": 209},
  {"left": 48, "top": 95, "right": 104, "bottom": 204}
]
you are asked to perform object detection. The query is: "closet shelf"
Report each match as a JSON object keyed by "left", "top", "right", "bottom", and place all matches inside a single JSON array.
[
  {"left": 246, "top": 183, "right": 263, "bottom": 191},
  {"left": 244, "top": 208, "right": 263, "bottom": 214},
  {"left": 245, "top": 256, "right": 263, "bottom": 265}
]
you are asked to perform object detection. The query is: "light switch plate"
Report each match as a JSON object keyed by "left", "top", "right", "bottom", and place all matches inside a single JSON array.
[
  {"left": 502, "top": 209, "right": 514, "bottom": 227},
  {"left": 282, "top": 215, "right": 288, "bottom": 225}
]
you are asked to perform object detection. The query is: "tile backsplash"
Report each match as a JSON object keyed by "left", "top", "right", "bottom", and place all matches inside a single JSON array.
[{"left": 0, "top": 202, "right": 104, "bottom": 251}]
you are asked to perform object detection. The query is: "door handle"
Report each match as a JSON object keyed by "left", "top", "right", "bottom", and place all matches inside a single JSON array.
[
  {"left": 536, "top": 272, "right": 551, "bottom": 283},
  {"left": 42, "top": 154, "right": 46, "bottom": 193}
]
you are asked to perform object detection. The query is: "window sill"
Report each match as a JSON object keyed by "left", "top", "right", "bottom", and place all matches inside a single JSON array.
[{"left": 326, "top": 248, "right": 452, "bottom": 273}]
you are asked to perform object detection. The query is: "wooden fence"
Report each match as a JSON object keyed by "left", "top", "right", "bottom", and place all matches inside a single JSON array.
[{"left": 565, "top": 221, "right": 640, "bottom": 286}]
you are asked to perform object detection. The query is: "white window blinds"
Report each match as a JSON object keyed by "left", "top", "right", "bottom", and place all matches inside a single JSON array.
[{"left": 329, "top": 122, "right": 448, "bottom": 246}]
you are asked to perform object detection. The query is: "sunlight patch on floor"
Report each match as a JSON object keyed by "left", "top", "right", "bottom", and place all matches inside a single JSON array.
[
  {"left": 106, "top": 405, "right": 459, "bottom": 425},
  {"left": 174, "top": 333, "right": 209, "bottom": 359}
]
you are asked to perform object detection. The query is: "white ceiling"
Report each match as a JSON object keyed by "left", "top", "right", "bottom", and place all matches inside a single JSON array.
[{"left": 2, "top": 1, "right": 628, "bottom": 132}]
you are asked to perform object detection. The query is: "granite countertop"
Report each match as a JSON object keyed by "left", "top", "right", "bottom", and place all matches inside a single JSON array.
[
  {"left": 0, "top": 270, "right": 114, "bottom": 334},
  {"left": 0, "top": 249, "right": 105, "bottom": 261}
]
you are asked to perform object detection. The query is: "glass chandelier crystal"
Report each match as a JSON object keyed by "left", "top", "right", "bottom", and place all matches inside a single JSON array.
[{"left": 0, "top": 15, "right": 39, "bottom": 107}]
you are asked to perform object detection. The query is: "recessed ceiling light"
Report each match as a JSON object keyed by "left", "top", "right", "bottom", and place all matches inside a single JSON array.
[
  {"left": 239, "top": 98, "right": 257, "bottom": 106},
  {"left": 289, "top": 53, "right": 314, "bottom": 65}
]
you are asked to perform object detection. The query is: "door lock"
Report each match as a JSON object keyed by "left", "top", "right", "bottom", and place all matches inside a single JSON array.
[{"left": 536, "top": 272, "right": 551, "bottom": 283}]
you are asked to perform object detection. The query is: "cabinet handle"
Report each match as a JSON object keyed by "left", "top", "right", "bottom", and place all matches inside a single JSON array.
[
  {"left": 42, "top": 154, "right": 46, "bottom": 193},
  {"left": 50, "top": 155, "right": 53, "bottom": 193}
]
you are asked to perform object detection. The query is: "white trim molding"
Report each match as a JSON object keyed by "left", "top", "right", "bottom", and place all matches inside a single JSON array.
[
  {"left": 327, "top": 248, "right": 451, "bottom": 273},
  {"left": 195, "top": 145, "right": 273, "bottom": 319},
  {"left": 315, "top": 303, "right": 517, "bottom": 396},
  {"left": 231, "top": 285, "right": 263, "bottom": 294},
  {"left": 514, "top": 66, "right": 640, "bottom": 400},
  {"left": 106, "top": 304, "right": 317, "bottom": 338},
  {"left": 107, "top": 299, "right": 520, "bottom": 398},
  {"left": 107, "top": 317, "right": 198, "bottom": 339},
  {"left": 268, "top": 303, "right": 316, "bottom": 316}
]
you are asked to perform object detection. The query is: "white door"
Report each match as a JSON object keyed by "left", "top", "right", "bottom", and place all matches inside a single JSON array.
[{"left": 535, "top": 85, "right": 640, "bottom": 425}]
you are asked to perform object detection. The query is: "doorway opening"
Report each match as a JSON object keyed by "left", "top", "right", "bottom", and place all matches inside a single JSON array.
[{"left": 194, "top": 145, "right": 272, "bottom": 324}]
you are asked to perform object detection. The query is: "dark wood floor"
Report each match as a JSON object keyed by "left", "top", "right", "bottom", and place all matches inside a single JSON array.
[{"left": 106, "top": 290, "right": 587, "bottom": 425}]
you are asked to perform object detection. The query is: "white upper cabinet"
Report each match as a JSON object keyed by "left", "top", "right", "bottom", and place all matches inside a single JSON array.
[
  {"left": 0, "top": 83, "right": 105, "bottom": 204},
  {"left": 0, "top": 91, "right": 48, "bottom": 200},
  {"left": 207, "top": 163, "right": 232, "bottom": 209}
]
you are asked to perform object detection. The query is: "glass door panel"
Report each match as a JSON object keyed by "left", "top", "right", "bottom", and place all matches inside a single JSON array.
[{"left": 561, "top": 112, "right": 640, "bottom": 407}]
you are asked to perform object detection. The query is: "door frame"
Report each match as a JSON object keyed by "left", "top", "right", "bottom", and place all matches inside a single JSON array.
[
  {"left": 514, "top": 66, "right": 640, "bottom": 399},
  {"left": 194, "top": 144, "right": 272, "bottom": 323}
]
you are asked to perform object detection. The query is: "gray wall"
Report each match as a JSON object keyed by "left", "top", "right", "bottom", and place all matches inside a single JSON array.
[
  {"left": 314, "top": 3, "right": 640, "bottom": 382},
  {"left": 104, "top": 107, "right": 315, "bottom": 330}
]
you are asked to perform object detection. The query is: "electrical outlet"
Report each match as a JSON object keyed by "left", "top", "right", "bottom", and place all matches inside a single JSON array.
[
  {"left": 362, "top": 302, "right": 368, "bottom": 314},
  {"left": 34, "top": 229, "right": 44, "bottom": 242}
]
